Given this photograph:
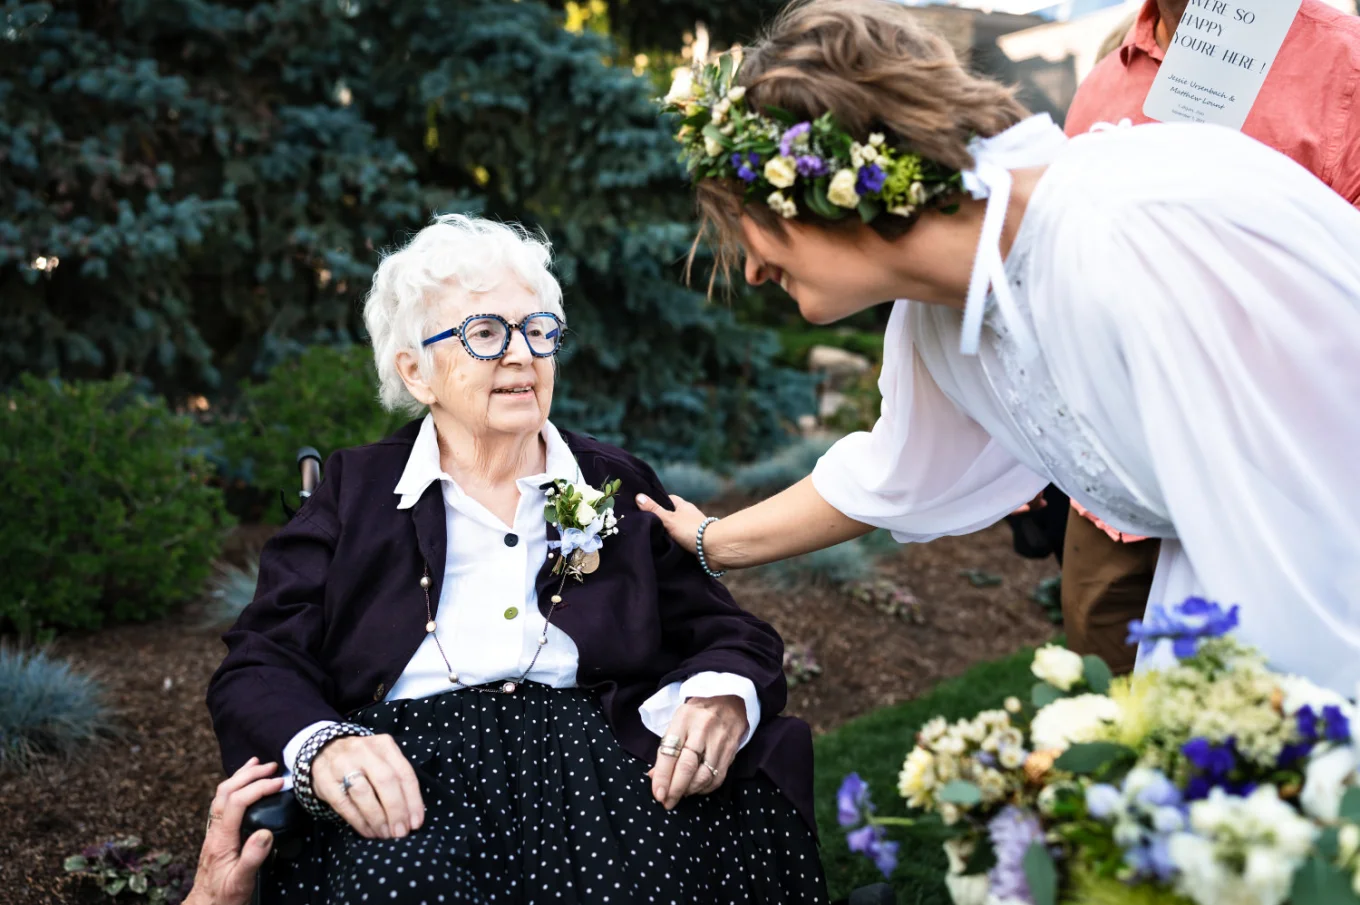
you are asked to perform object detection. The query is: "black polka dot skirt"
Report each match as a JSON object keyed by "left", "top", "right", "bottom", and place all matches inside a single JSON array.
[{"left": 264, "top": 683, "right": 828, "bottom": 904}]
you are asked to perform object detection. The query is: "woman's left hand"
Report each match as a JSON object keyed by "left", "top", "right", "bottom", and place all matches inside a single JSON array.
[{"left": 649, "top": 695, "right": 748, "bottom": 809}]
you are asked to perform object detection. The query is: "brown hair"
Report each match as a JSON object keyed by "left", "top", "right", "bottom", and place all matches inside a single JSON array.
[{"left": 691, "top": 0, "right": 1029, "bottom": 291}]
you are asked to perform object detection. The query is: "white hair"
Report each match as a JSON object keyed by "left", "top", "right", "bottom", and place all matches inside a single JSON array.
[{"left": 363, "top": 214, "right": 565, "bottom": 416}]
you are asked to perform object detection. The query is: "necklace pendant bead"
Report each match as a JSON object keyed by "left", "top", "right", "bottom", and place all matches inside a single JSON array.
[
  {"left": 448, "top": 672, "right": 459, "bottom": 684},
  {"left": 501, "top": 682, "right": 517, "bottom": 694},
  {"left": 419, "top": 575, "right": 431, "bottom": 589},
  {"left": 538, "top": 636, "right": 548, "bottom": 646},
  {"left": 551, "top": 594, "right": 562, "bottom": 604},
  {"left": 425, "top": 620, "right": 436, "bottom": 633}
]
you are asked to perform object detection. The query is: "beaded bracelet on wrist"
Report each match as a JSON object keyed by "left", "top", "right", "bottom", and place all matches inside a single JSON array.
[
  {"left": 696, "top": 516, "right": 726, "bottom": 579},
  {"left": 293, "top": 722, "right": 375, "bottom": 822}
]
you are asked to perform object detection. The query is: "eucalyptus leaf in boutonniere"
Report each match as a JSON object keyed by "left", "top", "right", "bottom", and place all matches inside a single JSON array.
[{"left": 543, "top": 477, "right": 623, "bottom": 581}]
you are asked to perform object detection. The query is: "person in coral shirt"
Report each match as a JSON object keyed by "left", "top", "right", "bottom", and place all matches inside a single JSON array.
[{"left": 1059, "top": 0, "right": 1360, "bottom": 674}]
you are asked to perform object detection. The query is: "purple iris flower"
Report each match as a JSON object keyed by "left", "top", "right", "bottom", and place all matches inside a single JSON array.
[
  {"left": 779, "top": 121, "right": 811, "bottom": 157},
  {"left": 1298, "top": 705, "right": 1320, "bottom": 743},
  {"left": 1277, "top": 740, "right": 1315, "bottom": 767},
  {"left": 848, "top": 825, "right": 899, "bottom": 878},
  {"left": 1184, "top": 774, "right": 1213, "bottom": 801},
  {"left": 795, "top": 154, "right": 827, "bottom": 177},
  {"left": 855, "top": 163, "right": 886, "bottom": 196},
  {"left": 1323, "top": 705, "right": 1353, "bottom": 743},
  {"left": 837, "top": 773, "right": 870, "bottom": 828},
  {"left": 1126, "top": 597, "right": 1240, "bottom": 658},
  {"left": 1183, "top": 737, "right": 1237, "bottom": 779}
]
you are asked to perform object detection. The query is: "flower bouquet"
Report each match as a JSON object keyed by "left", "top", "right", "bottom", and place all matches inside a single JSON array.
[{"left": 838, "top": 598, "right": 1360, "bottom": 905}]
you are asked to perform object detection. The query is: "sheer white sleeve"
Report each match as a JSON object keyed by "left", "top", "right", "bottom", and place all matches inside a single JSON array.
[{"left": 812, "top": 300, "right": 1048, "bottom": 543}]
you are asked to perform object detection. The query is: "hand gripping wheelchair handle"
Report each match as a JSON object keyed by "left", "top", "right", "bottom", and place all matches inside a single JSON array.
[{"left": 240, "top": 790, "right": 308, "bottom": 859}]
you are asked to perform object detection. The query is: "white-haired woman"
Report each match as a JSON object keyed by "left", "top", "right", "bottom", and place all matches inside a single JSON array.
[{"left": 207, "top": 214, "right": 827, "bottom": 904}]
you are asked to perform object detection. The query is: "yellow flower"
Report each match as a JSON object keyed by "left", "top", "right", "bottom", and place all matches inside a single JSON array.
[
  {"left": 898, "top": 746, "right": 936, "bottom": 806},
  {"left": 827, "top": 169, "right": 860, "bottom": 208},
  {"left": 727, "top": 86, "right": 746, "bottom": 102},
  {"left": 763, "top": 155, "right": 797, "bottom": 189},
  {"left": 703, "top": 134, "right": 724, "bottom": 158},
  {"left": 1107, "top": 673, "right": 1159, "bottom": 749}
]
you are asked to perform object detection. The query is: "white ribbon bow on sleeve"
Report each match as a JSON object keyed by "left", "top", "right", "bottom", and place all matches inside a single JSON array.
[{"left": 957, "top": 113, "right": 1070, "bottom": 359}]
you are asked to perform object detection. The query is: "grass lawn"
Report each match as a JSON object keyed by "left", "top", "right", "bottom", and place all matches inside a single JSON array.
[{"left": 813, "top": 647, "right": 1039, "bottom": 902}]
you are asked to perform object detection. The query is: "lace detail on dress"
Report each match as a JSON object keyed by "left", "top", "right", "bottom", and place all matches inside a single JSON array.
[{"left": 980, "top": 248, "right": 1172, "bottom": 538}]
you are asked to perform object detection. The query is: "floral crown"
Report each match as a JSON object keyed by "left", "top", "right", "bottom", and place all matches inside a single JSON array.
[{"left": 661, "top": 52, "right": 962, "bottom": 223}]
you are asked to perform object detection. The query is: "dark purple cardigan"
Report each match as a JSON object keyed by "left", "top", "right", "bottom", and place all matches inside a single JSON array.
[{"left": 206, "top": 420, "right": 815, "bottom": 830}]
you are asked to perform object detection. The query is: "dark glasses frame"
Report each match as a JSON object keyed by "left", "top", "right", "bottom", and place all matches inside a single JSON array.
[{"left": 420, "top": 312, "right": 564, "bottom": 360}]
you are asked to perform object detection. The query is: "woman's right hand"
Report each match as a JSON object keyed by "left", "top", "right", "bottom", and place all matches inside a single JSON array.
[
  {"left": 635, "top": 493, "right": 711, "bottom": 558},
  {"left": 312, "top": 734, "right": 425, "bottom": 839}
]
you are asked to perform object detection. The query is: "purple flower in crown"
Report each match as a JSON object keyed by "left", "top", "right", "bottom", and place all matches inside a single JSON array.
[
  {"left": 779, "top": 121, "right": 811, "bottom": 157},
  {"left": 1126, "top": 596, "right": 1240, "bottom": 658},
  {"left": 795, "top": 154, "right": 827, "bottom": 177},
  {"left": 855, "top": 163, "right": 886, "bottom": 196},
  {"left": 730, "top": 151, "right": 761, "bottom": 183}
]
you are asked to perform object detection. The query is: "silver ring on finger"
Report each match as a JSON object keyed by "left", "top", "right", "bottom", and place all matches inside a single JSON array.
[
  {"left": 658, "top": 744, "right": 681, "bottom": 758},
  {"left": 682, "top": 745, "right": 705, "bottom": 760},
  {"left": 701, "top": 760, "right": 719, "bottom": 780},
  {"left": 341, "top": 770, "right": 365, "bottom": 794}
]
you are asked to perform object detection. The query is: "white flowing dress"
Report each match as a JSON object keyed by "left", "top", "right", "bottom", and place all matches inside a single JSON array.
[{"left": 812, "top": 117, "right": 1360, "bottom": 693}]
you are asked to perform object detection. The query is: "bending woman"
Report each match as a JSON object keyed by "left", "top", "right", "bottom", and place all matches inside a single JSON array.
[
  {"left": 207, "top": 215, "right": 825, "bottom": 904},
  {"left": 640, "top": 0, "right": 1360, "bottom": 692}
]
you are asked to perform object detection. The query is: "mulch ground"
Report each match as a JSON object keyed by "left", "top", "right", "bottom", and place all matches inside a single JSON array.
[{"left": 0, "top": 519, "right": 1056, "bottom": 904}]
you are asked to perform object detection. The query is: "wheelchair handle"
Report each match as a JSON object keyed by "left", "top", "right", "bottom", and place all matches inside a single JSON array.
[{"left": 296, "top": 447, "right": 322, "bottom": 500}]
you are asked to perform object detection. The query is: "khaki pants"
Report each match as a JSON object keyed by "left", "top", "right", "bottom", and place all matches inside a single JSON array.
[{"left": 1060, "top": 509, "right": 1160, "bottom": 676}]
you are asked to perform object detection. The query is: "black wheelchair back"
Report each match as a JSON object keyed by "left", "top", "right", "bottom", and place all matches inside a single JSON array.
[{"left": 238, "top": 447, "right": 322, "bottom": 903}]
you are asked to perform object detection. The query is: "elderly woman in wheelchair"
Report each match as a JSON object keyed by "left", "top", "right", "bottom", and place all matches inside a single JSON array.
[{"left": 206, "top": 215, "right": 826, "bottom": 904}]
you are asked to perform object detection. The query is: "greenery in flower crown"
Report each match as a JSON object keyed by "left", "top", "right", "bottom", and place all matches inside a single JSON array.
[{"left": 661, "top": 52, "right": 963, "bottom": 224}]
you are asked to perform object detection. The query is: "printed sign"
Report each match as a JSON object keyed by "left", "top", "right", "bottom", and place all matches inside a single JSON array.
[{"left": 1143, "top": 0, "right": 1304, "bottom": 130}]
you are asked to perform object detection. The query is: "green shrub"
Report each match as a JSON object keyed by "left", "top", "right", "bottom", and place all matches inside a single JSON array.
[
  {"left": 219, "top": 346, "right": 410, "bottom": 520},
  {"left": 0, "top": 647, "right": 115, "bottom": 771},
  {"left": 652, "top": 462, "right": 727, "bottom": 505},
  {"left": 0, "top": 375, "right": 231, "bottom": 636},
  {"left": 65, "top": 837, "right": 190, "bottom": 904},
  {"left": 732, "top": 436, "right": 838, "bottom": 496}
]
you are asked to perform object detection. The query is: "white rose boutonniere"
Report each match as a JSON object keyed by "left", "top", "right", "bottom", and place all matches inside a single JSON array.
[{"left": 544, "top": 477, "right": 623, "bottom": 582}]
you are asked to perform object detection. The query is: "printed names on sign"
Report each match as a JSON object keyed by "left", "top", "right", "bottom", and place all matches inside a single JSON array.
[{"left": 1143, "top": 0, "right": 1304, "bottom": 130}]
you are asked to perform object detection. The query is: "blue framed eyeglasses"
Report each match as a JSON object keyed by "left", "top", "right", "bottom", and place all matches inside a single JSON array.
[{"left": 421, "top": 312, "right": 564, "bottom": 360}]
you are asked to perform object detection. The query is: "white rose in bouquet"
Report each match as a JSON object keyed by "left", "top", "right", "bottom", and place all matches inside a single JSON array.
[
  {"left": 1031, "top": 644, "right": 1086, "bottom": 691},
  {"left": 1029, "top": 694, "right": 1121, "bottom": 753}
]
